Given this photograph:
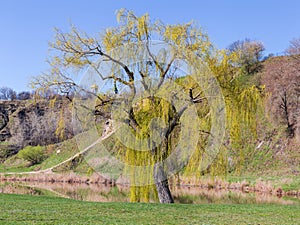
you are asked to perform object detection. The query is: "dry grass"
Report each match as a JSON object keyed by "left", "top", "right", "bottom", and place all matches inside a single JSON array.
[{"left": 0, "top": 172, "right": 109, "bottom": 184}]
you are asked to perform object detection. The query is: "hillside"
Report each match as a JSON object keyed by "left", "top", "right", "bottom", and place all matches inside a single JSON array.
[{"left": 0, "top": 55, "right": 299, "bottom": 185}]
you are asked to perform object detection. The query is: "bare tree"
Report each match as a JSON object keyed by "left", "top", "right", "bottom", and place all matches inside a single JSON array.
[
  {"left": 286, "top": 37, "right": 300, "bottom": 55},
  {"left": 228, "top": 38, "right": 265, "bottom": 74},
  {"left": 261, "top": 56, "right": 300, "bottom": 137},
  {"left": 0, "top": 87, "right": 17, "bottom": 100}
]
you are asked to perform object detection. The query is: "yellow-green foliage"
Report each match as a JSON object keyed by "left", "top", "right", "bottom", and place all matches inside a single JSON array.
[
  {"left": 55, "top": 109, "right": 65, "bottom": 140},
  {"left": 226, "top": 85, "right": 264, "bottom": 174},
  {"left": 181, "top": 49, "right": 264, "bottom": 178},
  {"left": 18, "top": 145, "right": 45, "bottom": 165},
  {"left": 49, "top": 97, "right": 57, "bottom": 108},
  {"left": 117, "top": 97, "right": 175, "bottom": 202}
]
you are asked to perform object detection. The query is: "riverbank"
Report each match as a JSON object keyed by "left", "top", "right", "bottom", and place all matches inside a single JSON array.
[{"left": 1, "top": 172, "right": 299, "bottom": 199}]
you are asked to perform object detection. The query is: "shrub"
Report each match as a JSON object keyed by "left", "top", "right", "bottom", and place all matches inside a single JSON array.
[{"left": 18, "top": 145, "right": 45, "bottom": 165}]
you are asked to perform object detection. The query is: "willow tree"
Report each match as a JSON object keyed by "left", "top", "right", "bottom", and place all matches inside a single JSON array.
[{"left": 32, "top": 9, "right": 262, "bottom": 203}]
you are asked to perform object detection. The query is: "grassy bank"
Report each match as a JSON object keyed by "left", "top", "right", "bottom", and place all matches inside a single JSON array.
[{"left": 0, "top": 193, "right": 299, "bottom": 225}]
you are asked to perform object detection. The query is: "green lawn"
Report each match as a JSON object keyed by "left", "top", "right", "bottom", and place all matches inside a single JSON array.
[{"left": 0, "top": 194, "right": 299, "bottom": 225}]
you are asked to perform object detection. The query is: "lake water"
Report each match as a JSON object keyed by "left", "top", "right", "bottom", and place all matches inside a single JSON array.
[{"left": 1, "top": 181, "right": 298, "bottom": 205}]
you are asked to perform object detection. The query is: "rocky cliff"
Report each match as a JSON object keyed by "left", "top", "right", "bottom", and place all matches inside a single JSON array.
[
  {"left": 0, "top": 99, "right": 73, "bottom": 160},
  {"left": 0, "top": 101, "right": 20, "bottom": 142}
]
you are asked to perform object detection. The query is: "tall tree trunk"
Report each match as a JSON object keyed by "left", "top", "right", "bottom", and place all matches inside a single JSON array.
[{"left": 153, "top": 163, "right": 174, "bottom": 203}]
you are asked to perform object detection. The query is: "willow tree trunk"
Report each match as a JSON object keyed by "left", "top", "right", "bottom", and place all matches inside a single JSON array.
[{"left": 153, "top": 163, "right": 174, "bottom": 203}]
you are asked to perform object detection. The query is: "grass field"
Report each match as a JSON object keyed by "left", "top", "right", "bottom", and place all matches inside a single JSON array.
[{"left": 0, "top": 193, "right": 299, "bottom": 225}]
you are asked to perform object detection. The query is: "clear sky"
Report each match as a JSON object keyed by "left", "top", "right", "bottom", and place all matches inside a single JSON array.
[{"left": 1, "top": 0, "right": 300, "bottom": 92}]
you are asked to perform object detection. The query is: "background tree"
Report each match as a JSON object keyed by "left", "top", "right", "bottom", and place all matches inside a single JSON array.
[
  {"left": 228, "top": 38, "right": 265, "bottom": 75},
  {"left": 285, "top": 37, "right": 300, "bottom": 141},
  {"left": 17, "top": 91, "right": 32, "bottom": 100},
  {"left": 286, "top": 37, "right": 300, "bottom": 56},
  {"left": 0, "top": 87, "right": 17, "bottom": 100}
]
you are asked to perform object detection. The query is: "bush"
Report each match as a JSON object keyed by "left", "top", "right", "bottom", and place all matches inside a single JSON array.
[{"left": 18, "top": 145, "right": 45, "bottom": 165}]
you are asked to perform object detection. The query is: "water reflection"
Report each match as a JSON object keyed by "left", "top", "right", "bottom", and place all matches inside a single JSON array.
[
  {"left": 0, "top": 181, "right": 129, "bottom": 202},
  {"left": 0, "top": 181, "right": 298, "bottom": 205},
  {"left": 171, "top": 186, "right": 298, "bottom": 205}
]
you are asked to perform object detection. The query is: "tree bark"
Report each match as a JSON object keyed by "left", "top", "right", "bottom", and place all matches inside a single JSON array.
[{"left": 153, "top": 163, "right": 174, "bottom": 203}]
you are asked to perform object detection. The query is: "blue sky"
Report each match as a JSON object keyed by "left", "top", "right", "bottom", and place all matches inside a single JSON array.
[{"left": 1, "top": 0, "right": 300, "bottom": 92}]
